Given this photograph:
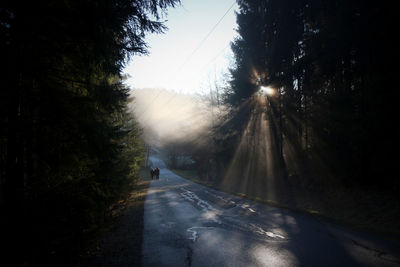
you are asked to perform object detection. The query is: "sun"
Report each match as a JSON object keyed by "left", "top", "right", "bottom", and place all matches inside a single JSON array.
[{"left": 259, "top": 86, "right": 275, "bottom": 96}]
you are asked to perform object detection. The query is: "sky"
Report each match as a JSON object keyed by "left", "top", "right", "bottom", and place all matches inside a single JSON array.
[{"left": 123, "top": 0, "right": 238, "bottom": 95}]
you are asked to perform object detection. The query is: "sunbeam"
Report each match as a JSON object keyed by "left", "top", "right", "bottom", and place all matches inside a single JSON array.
[{"left": 221, "top": 94, "right": 283, "bottom": 203}]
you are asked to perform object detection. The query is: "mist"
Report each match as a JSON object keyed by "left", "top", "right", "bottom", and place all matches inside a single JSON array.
[{"left": 130, "top": 88, "right": 216, "bottom": 147}]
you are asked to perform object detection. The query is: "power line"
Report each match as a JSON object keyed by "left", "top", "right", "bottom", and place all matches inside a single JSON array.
[
  {"left": 160, "top": 1, "right": 236, "bottom": 104},
  {"left": 198, "top": 43, "right": 231, "bottom": 74},
  {"left": 176, "top": 1, "right": 236, "bottom": 72},
  {"left": 146, "top": 1, "right": 236, "bottom": 90},
  {"left": 136, "top": 1, "right": 236, "bottom": 120}
]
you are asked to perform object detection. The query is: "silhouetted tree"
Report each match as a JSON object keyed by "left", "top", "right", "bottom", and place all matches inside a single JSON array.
[
  {"left": 217, "top": 0, "right": 398, "bottom": 191},
  {"left": 0, "top": 1, "right": 179, "bottom": 265}
]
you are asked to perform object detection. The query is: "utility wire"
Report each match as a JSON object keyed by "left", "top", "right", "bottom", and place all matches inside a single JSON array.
[
  {"left": 176, "top": 1, "right": 236, "bottom": 72},
  {"left": 193, "top": 43, "right": 231, "bottom": 78},
  {"left": 166, "top": 2, "right": 235, "bottom": 100},
  {"left": 136, "top": 1, "right": 236, "bottom": 120}
]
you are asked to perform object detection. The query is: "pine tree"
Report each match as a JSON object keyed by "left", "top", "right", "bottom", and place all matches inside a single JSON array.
[
  {"left": 0, "top": 1, "right": 179, "bottom": 264},
  {"left": 218, "top": 0, "right": 398, "bottom": 190}
]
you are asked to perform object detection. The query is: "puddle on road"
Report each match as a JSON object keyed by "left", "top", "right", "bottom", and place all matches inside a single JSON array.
[
  {"left": 180, "top": 187, "right": 287, "bottom": 242},
  {"left": 204, "top": 190, "right": 237, "bottom": 206},
  {"left": 180, "top": 188, "right": 222, "bottom": 224},
  {"left": 187, "top": 226, "right": 214, "bottom": 242},
  {"left": 203, "top": 190, "right": 257, "bottom": 213},
  {"left": 249, "top": 223, "right": 285, "bottom": 239},
  {"left": 240, "top": 204, "right": 257, "bottom": 213}
]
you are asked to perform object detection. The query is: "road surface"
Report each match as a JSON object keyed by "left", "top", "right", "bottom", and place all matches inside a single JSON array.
[{"left": 142, "top": 156, "right": 400, "bottom": 266}]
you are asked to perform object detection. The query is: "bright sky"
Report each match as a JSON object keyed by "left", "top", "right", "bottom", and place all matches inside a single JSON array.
[{"left": 123, "top": 0, "right": 238, "bottom": 95}]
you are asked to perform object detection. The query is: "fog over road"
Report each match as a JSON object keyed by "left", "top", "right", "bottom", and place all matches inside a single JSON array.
[{"left": 142, "top": 156, "right": 400, "bottom": 266}]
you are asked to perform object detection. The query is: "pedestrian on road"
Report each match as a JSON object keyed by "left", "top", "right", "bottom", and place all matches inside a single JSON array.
[
  {"left": 155, "top": 167, "right": 160, "bottom": 179},
  {"left": 150, "top": 168, "right": 154, "bottom": 180}
]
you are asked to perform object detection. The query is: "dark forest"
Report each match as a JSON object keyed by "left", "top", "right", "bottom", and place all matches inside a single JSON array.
[
  {"left": 0, "top": 1, "right": 179, "bottom": 265},
  {"left": 164, "top": 0, "right": 400, "bottom": 241},
  {"left": 1, "top": 0, "right": 399, "bottom": 266}
]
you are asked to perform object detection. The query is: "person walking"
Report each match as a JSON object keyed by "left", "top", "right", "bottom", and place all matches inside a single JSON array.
[
  {"left": 155, "top": 167, "right": 160, "bottom": 179},
  {"left": 150, "top": 168, "right": 154, "bottom": 180}
]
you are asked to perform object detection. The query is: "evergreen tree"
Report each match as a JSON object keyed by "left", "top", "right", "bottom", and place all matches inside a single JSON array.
[
  {"left": 0, "top": 1, "right": 179, "bottom": 265},
  {"left": 218, "top": 0, "right": 398, "bottom": 190}
]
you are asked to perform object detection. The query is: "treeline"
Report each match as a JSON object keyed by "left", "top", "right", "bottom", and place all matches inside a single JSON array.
[
  {"left": 210, "top": 0, "right": 398, "bottom": 190},
  {"left": 166, "top": 0, "right": 400, "bottom": 228},
  {"left": 0, "top": 1, "right": 178, "bottom": 265}
]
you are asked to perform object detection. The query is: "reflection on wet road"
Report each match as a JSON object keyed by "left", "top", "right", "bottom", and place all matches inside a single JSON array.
[{"left": 142, "top": 156, "right": 400, "bottom": 266}]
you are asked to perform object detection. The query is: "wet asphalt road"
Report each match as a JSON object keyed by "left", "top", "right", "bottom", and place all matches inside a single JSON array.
[{"left": 142, "top": 156, "right": 400, "bottom": 266}]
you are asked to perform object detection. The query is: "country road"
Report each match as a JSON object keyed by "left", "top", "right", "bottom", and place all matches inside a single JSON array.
[{"left": 142, "top": 156, "right": 400, "bottom": 266}]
